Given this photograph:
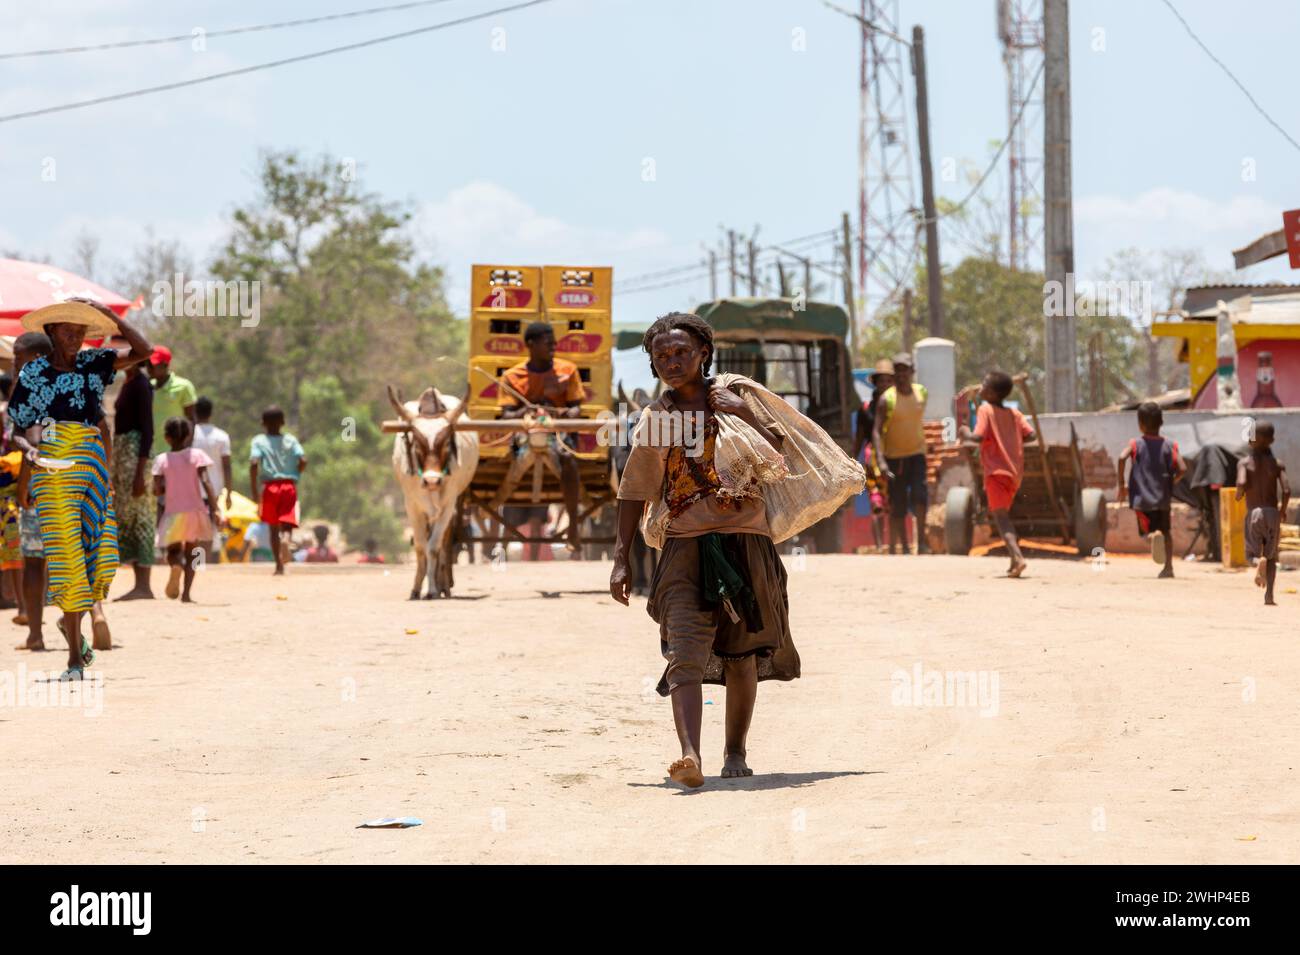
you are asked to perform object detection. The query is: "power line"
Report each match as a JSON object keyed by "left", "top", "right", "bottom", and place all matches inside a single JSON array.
[
  {"left": 1159, "top": 0, "right": 1300, "bottom": 155},
  {"left": 926, "top": 59, "right": 1044, "bottom": 224},
  {"left": 818, "top": 0, "right": 909, "bottom": 47},
  {"left": 0, "top": 0, "right": 464, "bottom": 60},
  {"left": 615, "top": 227, "right": 840, "bottom": 290},
  {"left": 0, "top": 0, "right": 554, "bottom": 124}
]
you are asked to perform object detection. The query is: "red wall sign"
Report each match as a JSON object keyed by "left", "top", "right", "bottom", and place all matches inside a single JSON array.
[{"left": 1283, "top": 209, "right": 1300, "bottom": 269}]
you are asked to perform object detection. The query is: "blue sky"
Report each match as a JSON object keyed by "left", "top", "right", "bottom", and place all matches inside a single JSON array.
[{"left": 3, "top": 0, "right": 1297, "bottom": 388}]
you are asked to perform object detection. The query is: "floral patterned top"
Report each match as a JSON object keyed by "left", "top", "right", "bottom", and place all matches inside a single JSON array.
[{"left": 7, "top": 348, "right": 118, "bottom": 429}]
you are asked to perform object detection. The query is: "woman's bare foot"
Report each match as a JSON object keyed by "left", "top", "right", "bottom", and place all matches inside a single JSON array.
[
  {"left": 1158, "top": 567, "right": 1175, "bottom": 579},
  {"left": 1008, "top": 558, "right": 1027, "bottom": 578},
  {"left": 721, "top": 750, "right": 752, "bottom": 778},
  {"left": 15, "top": 635, "right": 45, "bottom": 651},
  {"left": 668, "top": 756, "right": 704, "bottom": 788},
  {"left": 114, "top": 588, "right": 155, "bottom": 601},
  {"left": 1255, "top": 561, "right": 1266, "bottom": 588},
  {"left": 165, "top": 565, "right": 182, "bottom": 599}
]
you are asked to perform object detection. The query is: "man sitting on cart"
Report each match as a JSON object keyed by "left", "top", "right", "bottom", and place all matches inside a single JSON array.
[{"left": 498, "top": 321, "right": 585, "bottom": 553}]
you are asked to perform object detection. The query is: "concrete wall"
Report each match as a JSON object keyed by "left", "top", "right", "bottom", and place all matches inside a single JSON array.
[{"left": 1034, "top": 407, "right": 1300, "bottom": 500}]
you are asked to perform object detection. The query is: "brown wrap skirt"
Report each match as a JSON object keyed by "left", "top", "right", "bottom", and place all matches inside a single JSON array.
[{"left": 646, "top": 532, "right": 801, "bottom": 696}]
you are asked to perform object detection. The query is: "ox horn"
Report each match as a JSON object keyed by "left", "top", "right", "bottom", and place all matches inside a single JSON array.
[
  {"left": 445, "top": 388, "right": 471, "bottom": 425},
  {"left": 617, "top": 380, "right": 631, "bottom": 409},
  {"left": 387, "top": 385, "right": 414, "bottom": 424}
]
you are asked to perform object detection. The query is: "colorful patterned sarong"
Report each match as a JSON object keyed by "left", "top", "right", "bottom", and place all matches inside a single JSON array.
[{"left": 30, "top": 422, "right": 119, "bottom": 612}]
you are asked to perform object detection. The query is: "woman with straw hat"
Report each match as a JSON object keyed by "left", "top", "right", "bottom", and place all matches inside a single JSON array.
[{"left": 6, "top": 298, "right": 151, "bottom": 680}]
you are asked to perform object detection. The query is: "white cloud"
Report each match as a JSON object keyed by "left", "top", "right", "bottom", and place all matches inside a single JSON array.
[
  {"left": 1075, "top": 187, "right": 1290, "bottom": 278},
  {"left": 414, "top": 180, "right": 679, "bottom": 313}
]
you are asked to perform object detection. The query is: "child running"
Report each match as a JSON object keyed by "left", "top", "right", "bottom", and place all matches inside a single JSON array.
[
  {"left": 153, "top": 417, "right": 219, "bottom": 602},
  {"left": 1236, "top": 421, "right": 1290, "bottom": 606},
  {"left": 1117, "top": 402, "right": 1186, "bottom": 578},
  {"left": 958, "top": 371, "right": 1036, "bottom": 577},
  {"left": 249, "top": 406, "right": 306, "bottom": 576}
]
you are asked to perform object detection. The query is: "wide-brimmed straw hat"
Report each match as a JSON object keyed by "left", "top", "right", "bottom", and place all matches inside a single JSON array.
[
  {"left": 20, "top": 301, "right": 118, "bottom": 337},
  {"left": 871, "top": 358, "right": 895, "bottom": 380}
]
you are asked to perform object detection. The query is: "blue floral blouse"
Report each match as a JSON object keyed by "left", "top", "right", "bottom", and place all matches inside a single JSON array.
[{"left": 8, "top": 348, "right": 118, "bottom": 429}]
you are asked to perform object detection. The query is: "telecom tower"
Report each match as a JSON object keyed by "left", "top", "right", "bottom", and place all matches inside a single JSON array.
[
  {"left": 998, "top": 0, "right": 1045, "bottom": 272},
  {"left": 858, "top": 0, "right": 917, "bottom": 326}
]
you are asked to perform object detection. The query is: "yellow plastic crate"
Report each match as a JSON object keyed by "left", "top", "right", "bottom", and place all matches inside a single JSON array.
[
  {"left": 541, "top": 265, "right": 612, "bottom": 314},
  {"left": 470, "top": 264, "right": 543, "bottom": 315},
  {"left": 1219, "top": 487, "right": 1247, "bottom": 568},
  {"left": 468, "top": 313, "right": 611, "bottom": 362}
]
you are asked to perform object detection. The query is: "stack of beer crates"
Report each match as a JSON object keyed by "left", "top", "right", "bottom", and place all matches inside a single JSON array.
[{"left": 467, "top": 264, "right": 613, "bottom": 460}]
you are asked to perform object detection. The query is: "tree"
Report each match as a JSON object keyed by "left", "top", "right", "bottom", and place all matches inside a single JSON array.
[
  {"left": 1098, "top": 247, "right": 1229, "bottom": 397},
  {"left": 862, "top": 255, "right": 1047, "bottom": 404},
  {"left": 150, "top": 150, "right": 466, "bottom": 555}
]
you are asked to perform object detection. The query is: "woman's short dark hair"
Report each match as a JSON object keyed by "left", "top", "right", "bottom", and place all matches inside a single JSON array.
[
  {"left": 642, "top": 312, "right": 714, "bottom": 378},
  {"left": 164, "top": 416, "right": 192, "bottom": 443}
]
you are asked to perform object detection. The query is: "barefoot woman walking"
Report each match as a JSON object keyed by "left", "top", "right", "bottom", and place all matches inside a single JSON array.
[
  {"left": 610, "top": 313, "right": 863, "bottom": 787},
  {"left": 6, "top": 300, "right": 151, "bottom": 679}
]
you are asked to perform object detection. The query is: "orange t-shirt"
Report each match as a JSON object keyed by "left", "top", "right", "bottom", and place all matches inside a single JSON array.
[
  {"left": 973, "top": 402, "right": 1035, "bottom": 484},
  {"left": 498, "top": 358, "right": 585, "bottom": 408}
]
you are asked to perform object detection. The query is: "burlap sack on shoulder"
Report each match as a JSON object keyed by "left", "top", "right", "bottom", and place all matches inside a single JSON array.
[{"left": 637, "top": 374, "right": 866, "bottom": 548}]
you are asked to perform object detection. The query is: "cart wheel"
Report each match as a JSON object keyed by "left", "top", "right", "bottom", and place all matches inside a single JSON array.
[
  {"left": 1075, "top": 488, "right": 1107, "bottom": 557},
  {"left": 944, "top": 487, "right": 975, "bottom": 555}
]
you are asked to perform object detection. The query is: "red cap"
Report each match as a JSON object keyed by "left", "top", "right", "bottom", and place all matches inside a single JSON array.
[{"left": 150, "top": 345, "right": 172, "bottom": 366}]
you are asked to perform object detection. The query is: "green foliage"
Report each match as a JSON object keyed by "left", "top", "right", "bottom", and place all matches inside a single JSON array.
[
  {"left": 147, "top": 150, "right": 465, "bottom": 556},
  {"left": 862, "top": 255, "right": 1048, "bottom": 406},
  {"left": 861, "top": 254, "right": 1167, "bottom": 411}
]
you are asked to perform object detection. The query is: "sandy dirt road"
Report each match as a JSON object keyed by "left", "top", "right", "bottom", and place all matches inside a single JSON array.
[{"left": 1, "top": 551, "right": 1296, "bottom": 864}]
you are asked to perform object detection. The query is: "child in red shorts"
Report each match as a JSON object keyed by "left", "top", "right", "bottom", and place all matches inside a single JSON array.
[
  {"left": 249, "top": 405, "right": 307, "bottom": 576},
  {"left": 959, "top": 371, "right": 1036, "bottom": 577}
]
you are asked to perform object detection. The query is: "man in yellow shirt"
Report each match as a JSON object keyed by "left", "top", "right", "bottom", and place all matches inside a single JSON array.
[{"left": 872, "top": 352, "right": 930, "bottom": 554}]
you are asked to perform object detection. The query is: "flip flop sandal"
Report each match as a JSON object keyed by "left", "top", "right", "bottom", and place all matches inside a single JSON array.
[
  {"left": 57, "top": 618, "right": 94, "bottom": 668},
  {"left": 59, "top": 666, "right": 84, "bottom": 682}
]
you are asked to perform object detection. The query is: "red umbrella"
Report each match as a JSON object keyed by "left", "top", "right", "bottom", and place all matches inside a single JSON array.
[{"left": 0, "top": 258, "right": 136, "bottom": 338}]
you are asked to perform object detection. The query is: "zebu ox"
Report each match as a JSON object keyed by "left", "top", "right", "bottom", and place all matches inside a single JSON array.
[{"left": 387, "top": 385, "right": 480, "bottom": 599}]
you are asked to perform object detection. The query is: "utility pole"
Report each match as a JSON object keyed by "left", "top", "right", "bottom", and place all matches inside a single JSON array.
[
  {"left": 911, "top": 25, "right": 943, "bottom": 338},
  {"left": 1043, "top": 0, "right": 1076, "bottom": 411},
  {"left": 902, "top": 288, "right": 914, "bottom": 352},
  {"left": 776, "top": 260, "right": 790, "bottom": 297},
  {"left": 707, "top": 249, "right": 718, "bottom": 300},
  {"left": 842, "top": 212, "right": 859, "bottom": 359},
  {"left": 747, "top": 235, "right": 758, "bottom": 295},
  {"left": 803, "top": 257, "right": 812, "bottom": 300},
  {"left": 727, "top": 230, "right": 738, "bottom": 297}
]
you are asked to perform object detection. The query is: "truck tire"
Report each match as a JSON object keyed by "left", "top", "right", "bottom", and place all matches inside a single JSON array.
[
  {"left": 944, "top": 487, "right": 975, "bottom": 555},
  {"left": 1075, "top": 488, "right": 1107, "bottom": 557}
]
